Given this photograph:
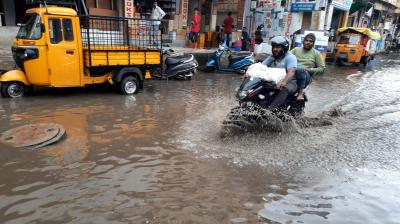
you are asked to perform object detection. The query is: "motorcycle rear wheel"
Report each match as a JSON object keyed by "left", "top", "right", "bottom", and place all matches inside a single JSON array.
[{"left": 204, "top": 66, "right": 216, "bottom": 73}]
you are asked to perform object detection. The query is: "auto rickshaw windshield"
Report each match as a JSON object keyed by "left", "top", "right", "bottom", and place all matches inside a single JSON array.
[
  {"left": 338, "top": 34, "right": 361, "bottom": 45},
  {"left": 16, "top": 13, "right": 42, "bottom": 40}
]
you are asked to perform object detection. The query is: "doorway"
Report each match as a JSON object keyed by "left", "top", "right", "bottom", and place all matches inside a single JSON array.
[{"left": 302, "top": 12, "right": 312, "bottom": 29}]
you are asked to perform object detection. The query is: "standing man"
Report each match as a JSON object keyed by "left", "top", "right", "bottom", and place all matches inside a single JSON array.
[
  {"left": 262, "top": 36, "right": 297, "bottom": 109},
  {"left": 223, "top": 12, "right": 234, "bottom": 47},
  {"left": 241, "top": 27, "right": 251, "bottom": 51},
  {"left": 135, "top": 2, "right": 142, "bottom": 14},
  {"left": 190, "top": 8, "right": 201, "bottom": 48},
  {"left": 150, "top": 1, "right": 166, "bottom": 47},
  {"left": 255, "top": 25, "right": 263, "bottom": 44},
  {"left": 290, "top": 33, "right": 325, "bottom": 100}
]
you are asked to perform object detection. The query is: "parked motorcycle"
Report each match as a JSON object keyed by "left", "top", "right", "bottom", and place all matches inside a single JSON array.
[
  {"left": 153, "top": 49, "right": 198, "bottom": 80},
  {"left": 205, "top": 44, "right": 254, "bottom": 74}
]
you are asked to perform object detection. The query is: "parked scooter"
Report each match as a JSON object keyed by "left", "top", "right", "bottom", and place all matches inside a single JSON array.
[
  {"left": 205, "top": 44, "right": 254, "bottom": 74},
  {"left": 153, "top": 49, "right": 198, "bottom": 80}
]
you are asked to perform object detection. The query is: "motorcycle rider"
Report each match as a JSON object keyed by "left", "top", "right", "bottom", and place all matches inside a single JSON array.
[
  {"left": 262, "top": 36, "right": 297, "bottom": 109},
  {"left": 290, "top": 33, "right": 325, "bottom": 100}
]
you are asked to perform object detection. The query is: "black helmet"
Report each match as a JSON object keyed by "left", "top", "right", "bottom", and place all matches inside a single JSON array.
[
  {"left": 304, "top": 33, "right": 316, "bottom": 46},
  {"left": 270, "top": 36, "right": 289, "bottom": 55}
]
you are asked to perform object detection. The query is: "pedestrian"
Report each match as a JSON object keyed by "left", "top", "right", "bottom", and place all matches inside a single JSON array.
[
  {"left": 216, "top": 25, "right": 224, "bottom": 45},
  {"left": 329, "top": 28, "right": 336, "bottom": 42},
  {"left": 367, "top": 38, "right": 376, "bottom": 59},
  {"left": 241, "top": 27, "right": 251, "bottom": 51},
  {"left": 255, "top": 25, "right": 263, "bottom": 45},
  {"left": 135, "top": 2, "right": 142, "bottom": 14},
  {"left": 385, "top": 32, "right": 393, "bottom": 50},
  {"left": 150, "top": 1, "right": 166, "bottom": 47},
  {"left": 223, "top": 12, "right": 234, "bottom": 47},
  {"left": 189, "top": 8, "right": 201, "bottom": 48}
]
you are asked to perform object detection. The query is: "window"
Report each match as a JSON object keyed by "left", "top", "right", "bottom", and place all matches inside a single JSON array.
[
  {"left": 16, "top": 13, "right": 42, "bottom": 40},
  {"left": 338, "top": 35, "right": 361, "bottom": 44},
  {"left": 302, "top": 12, "right": 312, "bottom": 29},
  {"left": 49, "top": 18, "right": 63, "bottom": 44},
  {"left": 111, "top": 0, "right": 116, "bottom": 10},
  {"left": 281, "top": 0, "right": 287, "bottom": 8},
  {"left": 63, "top": 19, "right": 74, "bottom": 41}
]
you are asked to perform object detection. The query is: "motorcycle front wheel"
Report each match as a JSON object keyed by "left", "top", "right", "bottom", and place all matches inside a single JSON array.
[
  {"left": 204, "top": 66, "right": 216, "bottom": 72},
  {"left": 235, "top": 65, "right": 250, "bottom": 75}
]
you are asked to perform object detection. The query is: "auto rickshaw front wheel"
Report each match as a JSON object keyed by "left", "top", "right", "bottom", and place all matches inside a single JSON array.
[
  {"left": 119, "top": 75, "right": 139, "bottom": 95},
  {"left": 1, "top": 82, "right": 26, "bottom": 98},
  {"left": 337, "top": 59, "right": 345, "bottom": 66}
]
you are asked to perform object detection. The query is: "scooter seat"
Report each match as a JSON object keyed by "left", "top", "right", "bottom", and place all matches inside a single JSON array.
[
  {"left": 229, "top": 53, "right": 252, "bottom": 63},
  {"left": 165, "top": 55, "right": 193, "bottom": 65}
]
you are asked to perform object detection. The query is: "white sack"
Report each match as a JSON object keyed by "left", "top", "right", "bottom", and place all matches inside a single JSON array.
[{"left": 245, "top": 62, "right": 286, "bottom": 83}]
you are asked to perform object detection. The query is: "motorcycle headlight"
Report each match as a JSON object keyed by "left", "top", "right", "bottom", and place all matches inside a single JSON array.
[{"left": 238, "top": 90, "right": 248, "bottom": 100}]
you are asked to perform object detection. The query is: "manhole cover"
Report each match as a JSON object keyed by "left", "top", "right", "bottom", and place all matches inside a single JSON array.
[
  {"left": 30, "top": 126, "right": 66, "bottom": 149},
  {"left": 0, "top": 123, "right": 63, "bottom": 148}
]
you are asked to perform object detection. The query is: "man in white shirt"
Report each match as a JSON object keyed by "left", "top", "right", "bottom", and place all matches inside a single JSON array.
[{"left": 150, "top": 2, "right": 166, "bottom": 48}]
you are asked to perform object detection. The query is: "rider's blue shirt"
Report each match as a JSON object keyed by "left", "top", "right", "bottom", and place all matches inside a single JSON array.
[{"left": 262, "top": 52, "right": 297, "bottom": 71}]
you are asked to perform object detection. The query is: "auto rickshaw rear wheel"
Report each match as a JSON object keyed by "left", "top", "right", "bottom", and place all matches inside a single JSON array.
[
  {"left": 119, "top": 75, "right": 138, "bottom": 95},
  {"left": 1, "top": 82, "right": 26, "bottom": 98},
  {"left": 361, "top": 56, "right": 370, "bottom": 66}
]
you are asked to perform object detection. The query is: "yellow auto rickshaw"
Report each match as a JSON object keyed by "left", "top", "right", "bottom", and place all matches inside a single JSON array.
[
  {"left": 0, "top": 6, "right": 162, "bottom": 98},
  {"left": 334, "top": 27, "right": 381, "bottom": 66}
]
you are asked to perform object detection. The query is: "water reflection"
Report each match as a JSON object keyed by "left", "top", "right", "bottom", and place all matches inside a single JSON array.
[
  {"left": 259, "top": 169, "right": 400, "bottom": 224},
  {"left": 0, "top": 53, "right": 400, "bottom": 223},
  {"left": 4, "top": 106, "right": 98, "bottom": 165}
]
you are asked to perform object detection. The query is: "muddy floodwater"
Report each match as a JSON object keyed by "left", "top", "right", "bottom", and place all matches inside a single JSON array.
[{"left": 1, "top": 53, "right": 400, "bottom": 223}]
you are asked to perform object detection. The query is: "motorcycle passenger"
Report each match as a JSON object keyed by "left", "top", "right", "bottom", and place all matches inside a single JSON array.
[
  {"left": 262, "top": 36, "right": 297, "bottom": 109},
  {"left": 290, "top": 33, "right": 325, "bottom": 100}
]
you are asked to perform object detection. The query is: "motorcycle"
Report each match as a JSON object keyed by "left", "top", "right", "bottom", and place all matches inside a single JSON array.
[
  {"left": 153, "top": 49, "right": 198, "bottom": 80},
  {"left": 236, "top": 76, "right": 306, "bottom": 115},
  {"left": 221, "top": 67, "right": 307, "bottom": 135},
  {"left": 205, "top": 44, "right": 254, "bottom": 74}
]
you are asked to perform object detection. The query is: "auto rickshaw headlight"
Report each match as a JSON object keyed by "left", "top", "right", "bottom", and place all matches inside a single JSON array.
[
  {"left": 25, "top": 48, "right": 38, "bottom": 59},
  {"left": 12, "top": 47, "right": 39, "bottom": 70}
]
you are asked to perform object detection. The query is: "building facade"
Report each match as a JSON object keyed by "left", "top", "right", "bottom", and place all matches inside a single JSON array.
[{"left": 2, "top": 0, "right": 399, "bottom": 49}]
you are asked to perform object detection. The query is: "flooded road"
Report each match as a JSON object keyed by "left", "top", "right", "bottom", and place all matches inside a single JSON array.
[{"left": 1, "top": 53, "right": 400, "bottom": 223}]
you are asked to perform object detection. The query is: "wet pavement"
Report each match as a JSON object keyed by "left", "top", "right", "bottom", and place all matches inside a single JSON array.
[{"left": 1, "top": 53, "right": 400, "bottom": 223}]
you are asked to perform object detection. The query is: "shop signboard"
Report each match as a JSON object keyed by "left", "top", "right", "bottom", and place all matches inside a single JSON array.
[
  {"left": 332, "top": 0, "right": 353, "bottom": 11},
  {"left": 181, "top": 0, "right": 188, "bottom": 27},
  {"left": 290, "top": 2, "right": 316, "bottom": 12},
  {"left": 256, "top": 0, "right": 269, "bottom": 12},
  {"left": 124, "top": 0, "right": 134, "bottom": 18},
  {"left": 294, "top": 30, "right": 329, "bottom": 52}
]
